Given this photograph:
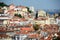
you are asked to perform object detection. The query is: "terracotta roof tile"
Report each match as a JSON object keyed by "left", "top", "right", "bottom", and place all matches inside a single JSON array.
[
  {"left": 0, "top": 34, "right": 10, "bottom": 38},
  {"left": 20, "top": 27, "right": 34, "bottom": 32},
  {"left": 28, "top": 34, "right": 39, "bottom": 38}
]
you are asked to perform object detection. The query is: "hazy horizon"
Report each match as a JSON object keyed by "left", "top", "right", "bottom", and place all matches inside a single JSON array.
[{"left": 0, "top": 0, "right": 60, "bottom": 14}]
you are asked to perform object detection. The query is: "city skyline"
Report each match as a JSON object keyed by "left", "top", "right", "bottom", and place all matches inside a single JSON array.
[{"left": 0, "top": 0, "right": 60, "bottom": 40}]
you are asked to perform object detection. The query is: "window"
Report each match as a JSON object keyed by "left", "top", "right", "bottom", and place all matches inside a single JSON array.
[{"left": 50, "top": 19, "right": 55, "bottom": 24}]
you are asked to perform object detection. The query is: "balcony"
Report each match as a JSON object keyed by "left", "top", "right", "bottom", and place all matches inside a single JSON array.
[
  {"left": 0, "top": 14, "right": 12, "bottom": 19},
  {"left": 0, "top": 14, "right": 9, "bottom": 17}
]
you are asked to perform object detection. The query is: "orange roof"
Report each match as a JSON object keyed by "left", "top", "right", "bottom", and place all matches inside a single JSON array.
[
  {"left": 8, "top": 9, "right": 15, "bottom": 12},
  {"left": 44, "top": 24, "right": 50, "bottom": 27},
  {"left": 16, "top": 6, "right": 26, "bottom": 8},
  {"left": 0, "top": 34, "right": 10, "bottom": 38},
  {"left": 16, "top": 30, "right": 30, "bottom": 34},
  {"left": 27, "top": 24, "right": 33, "bottom": 27},
  {"left": 37, "top": 17, "right": 48, "bottom": 20},
  {"left": 20, "top": 31, "right": 30, "bottom": 34},
  {"left": 8, "top": 23, "right": 16, "bottom": 26},
  {"left": 9, "top": 16, "right": 27, "bottom": 22},
  {"left": 28, "top": 34, "right": 39, "bottom": 38},
  {"left": 0, "top": 27, "right": 7, "bottom": 32},
  {"left": 16, "top": 27, "right": 34, "bottom": 34},
  {"left": 20, "top": 27, "right": 34, "bottom": 32}
]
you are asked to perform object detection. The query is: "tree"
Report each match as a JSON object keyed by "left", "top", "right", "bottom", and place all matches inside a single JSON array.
[
  {"left": 26, "top": 7, "right": 33, "bottom": 13},
  {"left": 33, "top": 24, "right": 39, "bottom": 31},
  {"left": 14, "top": 14, "right": 23, "bottom": 18},
  {"left": 53, "top": 36, "right": 60, "bottom": 40},
  {"left": 0, "top": 2, "right": 8, "bottom": 7},
  {"left": 58, "top": 13, "right": 60, "bottom": 16}
]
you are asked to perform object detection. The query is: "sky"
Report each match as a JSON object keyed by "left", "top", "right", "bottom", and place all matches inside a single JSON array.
[{"left": 0, "top": 0, "right": 60, "bottom": 11}]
